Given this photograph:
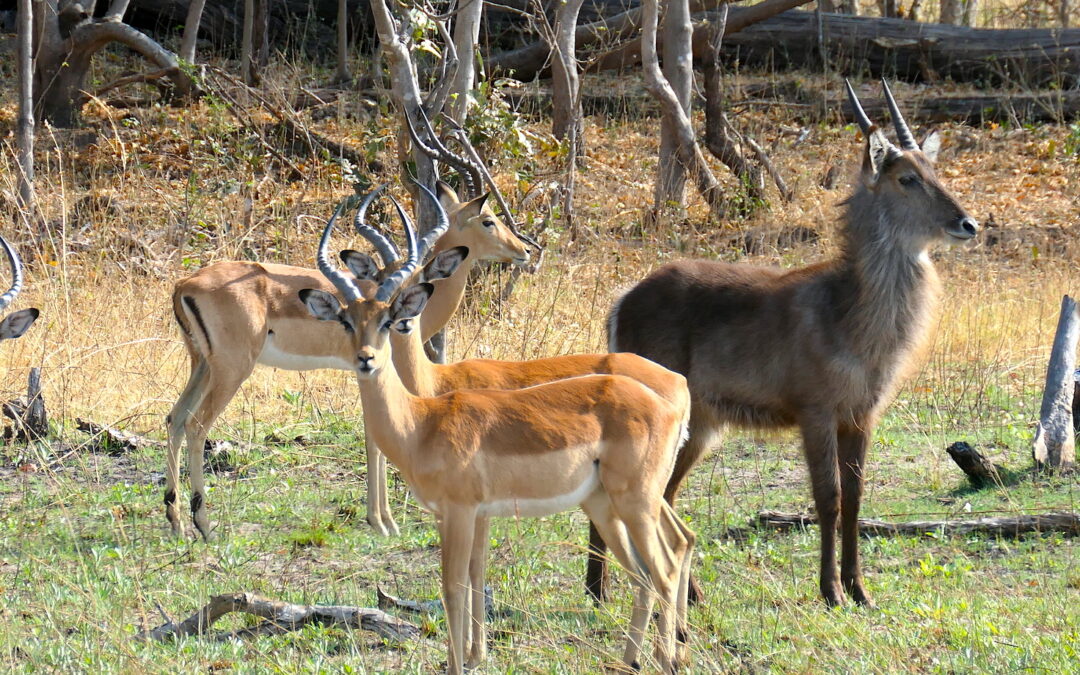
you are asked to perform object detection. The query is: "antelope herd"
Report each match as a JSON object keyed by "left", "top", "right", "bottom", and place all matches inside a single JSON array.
[{"left": 0, "top": 81, "right": 980, "bottom": 673}]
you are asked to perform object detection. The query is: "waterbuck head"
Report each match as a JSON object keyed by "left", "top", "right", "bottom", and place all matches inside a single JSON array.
[
  {"left": 300, "top": 187, "right": 446, "bottom": 379},
  {"left": 845, "top": 80, "right": 979, "bottom": 254},
  {"left": 0, "top": 236, "right": 38, "bottom": 342}
]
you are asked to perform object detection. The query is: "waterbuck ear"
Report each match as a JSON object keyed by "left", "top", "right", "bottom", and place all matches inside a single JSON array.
[
  {"left": 391, "top": 283, "right": 434, "bottom": 321},
  {"left": 299, "top": 289, "right": 342, "bottom": 322},
  {"left": 460, "top": 192, "right": 490, "bottom": 217},
  {"left": 862, "top": 127, "right": 892, "bottom": 184},
  {"left": 423, "top": 246, "right": 469, "bottom": 282},
  {"left": 920, "top": 130, "right": 941, "bottom": 163},
  {"left": 0, "top": 308, "right": 39, "bottom": 341},
  {"left": 437, "top": 180, "right": 460, "bottom": 208},
  {"left": 340, "top": 250, "right": 380, "bottom": 282}
]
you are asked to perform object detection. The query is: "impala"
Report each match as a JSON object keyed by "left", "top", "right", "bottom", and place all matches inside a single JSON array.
[
  {"left": 165, "top": 183, "right": 530, "bottom": 539},
  {"left": 300, "top": 197, "right": 695, "bottom": 674},
  {"left": 0, "top": 236, "right": 38, "bottom": 342},
  {"left": 590, "top": 81, "right": 979, "bottom": 607}
]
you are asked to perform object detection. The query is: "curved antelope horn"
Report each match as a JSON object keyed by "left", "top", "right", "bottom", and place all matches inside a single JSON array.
[
  {"left": 0, "top": 235, "right": 25, "bottom": 313},
  {"left": 353, "top": 184, "right": 399, "bottom": 265},
  {"left": 375, "top": 196, "right": 420, "bottom": 303},
  {"left": 405, "top": 106, "right": 484, "bottom": 198},
  {"left": 881, "top": 79, "right": 918, "bottom": 151},
  {"left": 414, "top": 182, "right": 451, "bottom": 264},
  {"left": 317, "top": 198, "right": 365, "bottom": 305},
  {"left": 844, "top": 79, "right": 873, "bottom": 136}
]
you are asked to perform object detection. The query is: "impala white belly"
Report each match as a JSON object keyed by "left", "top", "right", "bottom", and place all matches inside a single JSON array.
[
  {"left": 258, "top": 335, "right": 353, "bottom": 371},
  {"left": 477, "top": 464, "right": 600, "bottom": 518}
]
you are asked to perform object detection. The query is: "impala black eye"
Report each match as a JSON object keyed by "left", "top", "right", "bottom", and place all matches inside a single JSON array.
[
  {"left": 381, "top": 320, "right": 393, "bottom": 332},
  {"left": 482, "top": 220, "right": 495, "bottom": 228},
  {"left": 338, "top": 316, "right": 354, "bottom": 334}
]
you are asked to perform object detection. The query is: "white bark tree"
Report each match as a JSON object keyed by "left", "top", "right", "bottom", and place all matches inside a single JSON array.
[
  {"left": 551, "top": 0, "right": 586, "bottom": 141},
  {"left": 16, "top": 0, "right": 34, "bottom": 216},
  {"left": 447, "top": 0, "right": 483, "bottom": 122},
  {"left": 654, "top": 0, "right": 694, "bottom": 213},
  {"left": 178, "top": 0, "right": 208, "bottom": 63}
]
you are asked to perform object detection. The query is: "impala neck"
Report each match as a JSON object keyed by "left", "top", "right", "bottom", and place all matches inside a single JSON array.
[
  {"left": 356, "top": 360, "right": 423, "bottom": 477},
  {"left": 390, "top": 328, "right": 439, "bottom": 397},
  {"left": 418, "top": 238, "right": 475, "bottom": 342}
]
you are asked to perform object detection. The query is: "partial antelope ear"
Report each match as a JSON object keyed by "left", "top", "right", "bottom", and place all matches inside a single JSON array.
[
  {"left": 299, "top": 289, "right": 342, "bottom": 322},
  {"left": 862, "top": 127, "right": 892, "bottom": 185},
  {"left": 0, "top": 308, "right": 38, "bottom": 341},
  {"left": 340, "top": 250, "right": 380, "bottom": 282},
  {"left": 920, "top": 130, "right": 941, "bottom": 163},
  {"left": 436, "top": 180, "right": 460, "bottom": 208},
  {"left": 390, "top": 283, "right": 434, "bottom": 321},
  {"left": 423, "top": 246, "right": 469, "bottom": 282},
  {"left": 459, "top": 193, "right": 490, "bottom": 218}
]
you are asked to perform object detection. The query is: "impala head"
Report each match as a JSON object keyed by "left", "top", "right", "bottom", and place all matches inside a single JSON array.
[
  {"left": 0, "top": 236, "right": 39, "bottom": 342},
  {"left": 300, "top": 188, "right": 453, "bottom": 378},
  {"left": 435, "top": 181, "right": 529, "bottom": 267},
  {"left": 845, "top": 80, "right": 979, "bottom": 252}
]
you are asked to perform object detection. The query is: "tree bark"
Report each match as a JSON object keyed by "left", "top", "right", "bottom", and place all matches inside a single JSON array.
[
  {"left": 335, "top": 0, "right": 350, "bottom": 82},
  {"left": 16, "top": 0, "right": 34, "bottom": 216},
  {"left": 178, "top": 0, "right": 208, "bottom": 62},
  {"left": 654, "top": 0, "right": 694, "bottom": 215},
  {"left": 1033, "top": 295, "right": 1078, "bottom": 470},
  {"left": 241, "top": 0, "right": 254, "bottom": 83},
  {"left": 447, "top": 0, "right": 483, "bottom": 122},
  {"left": 550, "top": 0, "right": 586, "bottom": 140}
]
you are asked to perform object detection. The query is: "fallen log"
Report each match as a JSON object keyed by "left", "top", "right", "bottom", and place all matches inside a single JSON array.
[
  {"left": 2, "top": 368, "right": 47, "bottom": 442},
  {"left": 136, "top": 592, "right": 420, "bottom": 642},
  {"left": 756, "top": 510, "right": 1080, "bottom": 537},
  {"left": 719, "top": 12, "right": 1080, "bottom": 88},
  {"left": 945, "top": 441, "right": 1003, "bottom": 488},
  {"left": 77, "top": 417, "right": 160, "bottom": 455}
]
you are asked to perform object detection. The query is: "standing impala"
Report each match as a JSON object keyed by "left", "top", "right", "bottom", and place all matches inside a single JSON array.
[
  {"left": 165, "top": 183, "right": 529, "bottom": 539},
  {"left": 590, "top": 81, "right": 980, "bottom": 607},
  {"left": 300, "top": 198, "right": 695, "bottom": 674},
  {"left": 0, "top": 236, "right": 39, "bottom": 342}
]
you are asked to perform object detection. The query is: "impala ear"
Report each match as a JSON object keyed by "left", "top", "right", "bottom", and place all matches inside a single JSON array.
[
  {"left": 391, "top": 283, "right": 433, "bottom": 321},
  {"left": 920, "top": 130, "right": 941, "bottom": 163},
  {"left": 459, "top": 193, "right": 490, "bottom": 218},
  {"left": 340, "top": 250, "right": 380, "bottom": 282},
  {"left": 862, "top": 127, "right": 892, "bottom": 185},
  {"left": 299, "top": 289, "right": 342, "bottom": 322},
  {"left": 0, "top": 308, "right": 39, "bottom": 341},
  {"left": 423, "top": 246, "right": 469, "bottom": 282},
  {"left": 437, "top": 180, "right": 459, "bottom": 208}
]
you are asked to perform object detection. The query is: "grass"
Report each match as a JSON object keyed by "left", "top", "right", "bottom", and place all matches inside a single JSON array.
[{"left": 0, "top": 57, "right": 1078, "bottom": 671}]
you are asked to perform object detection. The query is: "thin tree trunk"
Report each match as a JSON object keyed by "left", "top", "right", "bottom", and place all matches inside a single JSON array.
[
  {"left": 241, "top": 0, "right": 254, "bottom": 84},
  {"left": 179, "top": 0, "right": 208, "bottom": 63},
  {"left": 335, "top": 0, "right": 350, "bottom": 82},
  {"left": 447, "top": 0, "right": 483, "bottom": 122},
  {"left": 654, "top": 0, "right": 693, "bottom": 215},
  {"left": 16, "top": 0, "right": 34, "bottom": 217},
  {"left": 1033, "top": 295, "right": 1078, "bottom": 470},
  {"left": 551, "top": 0, "right": 586, "bottom": 140}
]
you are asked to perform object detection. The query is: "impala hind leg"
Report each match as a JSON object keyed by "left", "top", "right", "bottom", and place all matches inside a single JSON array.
[
  {"left": 363, "top": 426, "right": 398, "bottom": 536},
  {"left": 438, "top": 505, "right": 478, "bottom": 675},
  {"left": 165, "top": 358, "right": 209, "bottom": 536},
  {"left": 625, "top": 509, "right": 687, "bottom": 673},
  {"left": 466, "top": 516, "right": 491, "bottom": 668},
  {"left": 660, "top": 501, "right": 695, "bottom": 665}
]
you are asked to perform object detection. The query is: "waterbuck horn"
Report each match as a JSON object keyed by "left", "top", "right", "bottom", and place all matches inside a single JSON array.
[
  {"left": 375, "top": 196, "right": 420, "bottom": 303},
  {"left": 0, "top": 235, "right": 25, "bottom": 313},
  {"left": 317, "top": 198, "right": 365, "bottom": 304},
  {"left": 881, "top": 79, "right": 918, "bottom": 151},
  {"left": 414, "top": 182, "right": 451, "bottom": 264},
  {"left": 353, "top": 184, "right": 399, "bottom": 265},
  {"left": 844, "top": 79, "right": 873, "bottom": 136}
]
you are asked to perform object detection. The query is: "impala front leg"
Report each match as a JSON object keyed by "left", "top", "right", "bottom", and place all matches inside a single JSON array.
[
  {"left": 466, "top": 515, "right": 491, "bottom": 669},
  {"left": 363, "top": 426, "right": 398, "bottom": 536},
  {"left": 439, "top": 504, "right": 477, "bottom": 675}
]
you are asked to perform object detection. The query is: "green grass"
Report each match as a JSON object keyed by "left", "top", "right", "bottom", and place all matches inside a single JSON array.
[{"left": 0, "top": 391, "right": 1075, "bottom": 673}]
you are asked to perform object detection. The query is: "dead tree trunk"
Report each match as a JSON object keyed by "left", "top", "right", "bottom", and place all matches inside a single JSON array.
[
  {"left": 1033, "top": 295, "right": 1078, "bottom": 470},
  {"left": 31, "top": 0, "right": 195, "bottom": 127},
  {"left": 335, "top": 0, "right": 350, "bottom": 82},
  {"left": 447, "top": 0, "right": 483, "bottom": 122},
  {"left": 16, "top": 0, "right": 34, "bottom": 216},
  {"left": 179, "top": 0, "right": 208, "bottom": 63},
  {"left": 551, "top": 0, "right": 586, "bottom": 140},
  {"left": 653, "top": 0, "right": 694, "bottom": 216}
]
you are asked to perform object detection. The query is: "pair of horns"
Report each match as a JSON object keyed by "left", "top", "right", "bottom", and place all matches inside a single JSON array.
[
  {"left": 845, "top": 79, "right": 918, "bottom": 151},
  {"left": 0, "top": 236, "right": 25, "bottom": 313},
  {"left": 318, "top": 183, "right": 451, "bottom": 304}
]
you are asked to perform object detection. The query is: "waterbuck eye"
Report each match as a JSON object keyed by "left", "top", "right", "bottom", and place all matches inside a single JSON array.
[{"left": 899, "top": 174, "right": 919, "bottom": 187}]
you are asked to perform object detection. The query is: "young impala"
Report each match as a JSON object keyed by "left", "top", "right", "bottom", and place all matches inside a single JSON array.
[
  {"left": 300, "top": 198, "right": 695, "bottom": 674},
  {"left": 590, "top": 80, "right": 980, "bottom": 607},
  {"left": 165, "top": 183, "right": 530, "bottom": 539},
  {"left": 0, "top": 236, "right": 39, "bottom": 342}
]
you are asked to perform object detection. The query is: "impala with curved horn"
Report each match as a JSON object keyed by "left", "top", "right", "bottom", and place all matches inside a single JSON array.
[
  {"left": 592, "top": 80, "right": 979, "bottom": 607},
  {"left": 164, "top": 183, "right": 530, "bottom": 540},
  {"left": 0, "top": 236, "right": 39, "bottom": 342},
  {"left": 300, "top": 195, "right": 694, "bottom": 674}
]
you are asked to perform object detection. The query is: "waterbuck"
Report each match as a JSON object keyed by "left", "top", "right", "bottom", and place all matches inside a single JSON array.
[{"left": 590, "top": 81, "right": 979, "bottom": 607}]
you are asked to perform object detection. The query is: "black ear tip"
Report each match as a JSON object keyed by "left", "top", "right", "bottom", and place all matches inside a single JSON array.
[
  {"left": 298, "top": 289, "right": 313, "bottom": 302},
  {"left": 453, "top": 245, "right": 470, "bottom": 258},
  {"left": 339, "top": 249, "right": 358, "bottom": 263},
  {"left": 26, "top": 308, "right": 40, "bottom": 319}
]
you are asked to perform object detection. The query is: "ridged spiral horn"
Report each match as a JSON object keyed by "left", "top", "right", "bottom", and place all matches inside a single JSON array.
[
  {"left": 374, "top": 196, "right": 419, "bottom": 303},
  {"left": 353, "top": 184, "right": 399, "bottom": 265},
  {"left": 881, "top": 79, "right": 918, "bottom": 151},
  {"left": 317, "top": 197, "right": 365, "bottom": 304},
  {"left": 0, "top": 235, "right": 25, "bottom": 313}
]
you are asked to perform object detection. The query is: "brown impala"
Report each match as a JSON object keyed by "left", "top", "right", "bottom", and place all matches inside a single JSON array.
[{"left": 589, "top": 80, "right": 979, "bottom": 607}]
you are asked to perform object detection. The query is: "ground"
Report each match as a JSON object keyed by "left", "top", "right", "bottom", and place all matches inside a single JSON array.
[{"left": 0, "top": 64, "right": 1077, "bottom": 671}]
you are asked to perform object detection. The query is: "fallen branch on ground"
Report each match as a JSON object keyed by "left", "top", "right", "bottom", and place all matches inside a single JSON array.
[
  {"left": 136, "top": 592, "right": 420, "bottom": 642},
  {"left": 755, "top": 510, "right": 1080, "bottom": 537},
  {"left": 77, "top": 418, "right": 161, "bottom": 455},
  {"left": 945, "top": 441, "right": 1003, "bottom": 488}
]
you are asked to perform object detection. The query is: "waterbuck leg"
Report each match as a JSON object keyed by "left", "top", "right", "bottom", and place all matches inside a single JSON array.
[
  {"left": 838, "top": 424, "right": 874, "bottom": 607},
  {"left": 585, "top": 522, "right": 611, "bottom": 604},
  {"left": 799, "top": 411, "right": 843, "bottom": 606}
]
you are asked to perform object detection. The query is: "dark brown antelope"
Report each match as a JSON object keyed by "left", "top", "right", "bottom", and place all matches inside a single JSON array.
[
  {"left": 0, "top": 236, "right": 39, "bottom": 342},
  {"left": 589, "top": 81, "right": 979, "bottom": 607}
]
